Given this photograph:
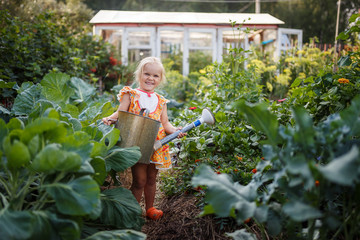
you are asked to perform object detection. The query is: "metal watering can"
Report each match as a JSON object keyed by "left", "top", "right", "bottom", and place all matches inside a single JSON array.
[
  {"left": 115, "top": 108, "right": 160, "bottom": 164},
  {"left": 115, "top": 107, "right": 216, "bottom": 164}
]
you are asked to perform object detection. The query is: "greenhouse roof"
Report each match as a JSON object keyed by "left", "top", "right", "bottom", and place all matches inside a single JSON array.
[{"left": 90, "top": 10, "right": 284, "bottom": 25}]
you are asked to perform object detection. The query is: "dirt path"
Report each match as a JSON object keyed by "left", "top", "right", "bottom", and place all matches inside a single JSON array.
[{"left": 118, "top": 169, "right": 233, "bottom": 239}]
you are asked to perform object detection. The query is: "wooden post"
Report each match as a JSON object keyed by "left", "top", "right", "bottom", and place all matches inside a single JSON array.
[
  {"left": 255, "top": 0, "right": 260, "bottom": 14},
  {"left": 333, "top": 0, "right": 341, "bottom": 72}
]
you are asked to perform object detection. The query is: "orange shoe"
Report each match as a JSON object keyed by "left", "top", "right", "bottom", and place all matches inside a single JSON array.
[{"left": 146, "top": 207, "right": 163, "bottom": 220}]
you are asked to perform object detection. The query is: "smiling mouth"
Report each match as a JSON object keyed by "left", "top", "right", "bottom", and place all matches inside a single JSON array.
[{"left": 145, "top": 81, "right": 154, "bottom": 85}]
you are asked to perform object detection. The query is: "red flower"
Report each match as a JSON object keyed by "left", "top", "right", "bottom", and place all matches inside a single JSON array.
[
  {"left": 109, "top": 56, "right": 117, "bottom": 66},
  {"left": 277, "top": 98, "right": 286, "bottom": 103},
  {"left": 251, "top": 168, "right": 257, "bottom": 174},
  {"left": 234, "top": 169, "right": 239, "bottom": 172},
  {"left": 189, "top": 107, "right": 197, "bottom": 110},
  {"left": 195, "top": 159, "right": 201, "bottom": 163},
  {"left": 216, "top": 171, "right": 221, "bottom": 174},
  {"left": 90, "top": 68, "right": 97, "bottom": 73},
  {"left": 315, "top": 180, "right": 320, "bottom": 187}
]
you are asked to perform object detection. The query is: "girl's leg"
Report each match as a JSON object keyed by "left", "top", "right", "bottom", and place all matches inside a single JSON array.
[
  {"left": 130, "top": 163, "right": 148, "bottom": 203},
  {"left": 144, "top": 163, "right": 158, "bottom": 210}
]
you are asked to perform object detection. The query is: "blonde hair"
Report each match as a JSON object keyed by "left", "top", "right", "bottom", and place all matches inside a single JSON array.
[{"left": 134, "top": 57, "right": 166, "bottom": 85}]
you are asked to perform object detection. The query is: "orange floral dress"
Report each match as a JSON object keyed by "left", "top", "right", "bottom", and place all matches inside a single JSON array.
[{"left": 117, "top": 86, "right": 172, "bottom": 169}]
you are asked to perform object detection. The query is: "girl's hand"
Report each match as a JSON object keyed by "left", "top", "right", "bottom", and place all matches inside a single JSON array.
[
  {"left": 176, "top": 127, "right": 187, "bottom": 138},
  {"left": 102, "top": 116, "right": 117, "bottom": 125}
]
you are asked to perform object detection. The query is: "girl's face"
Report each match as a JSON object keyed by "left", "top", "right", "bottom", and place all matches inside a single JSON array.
[{"left": 139, "top": 63, "right": 162, "bottom": 92}]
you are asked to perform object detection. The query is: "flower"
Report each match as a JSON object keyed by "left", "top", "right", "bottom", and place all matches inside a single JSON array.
[
  {"left": 234, "top": 169, "right": 239, "bottom": 172},
  {"left": 261, "top": 157, "right": 265, "bottom": 160},
  {"left": 109, "top": 56, "right": 117, "bottom": 66},
  {"left": 90, "top": 68, "right": 97, "bottom": 73},
  {"left": 277, "top": 98, "right": 286, "bottom": 103},
  {"left": 195, "top": 159, "right": 201, "bottom": 163},
  {"left": 189, "top": 107, "right": 197, "bottom": 110},
  {"left": 315, "top": 180, "right": 320, "bottom": 187},
  {"left": 216, "top": 171, "right": 221, "bottom": 174},
  {"left": 236, "top": 156, "right": 243, "bottom": 161},
  {"left": 244, "top": 218, "right": 251, "bottom": 224},
  {"left": 338, "top": 78, "right": 349, "bottom": 84},
  {"left": 251, "top": 168, "right": 257, "bottom": 174}
]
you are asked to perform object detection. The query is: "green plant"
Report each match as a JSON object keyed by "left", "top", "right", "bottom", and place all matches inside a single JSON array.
[
  {"left": 193, "top": 96, "right": 360, "bottom": 239},
  {"left": 160, "top": 44, "right": 265, "bottom": 195},
  {"left": 0, "top": 73, "right": 146, "bottom": 239}
]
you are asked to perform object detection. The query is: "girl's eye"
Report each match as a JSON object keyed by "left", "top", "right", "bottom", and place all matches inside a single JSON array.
[{"left": 154, "top": 75, "right": 159, "bottom": 78}]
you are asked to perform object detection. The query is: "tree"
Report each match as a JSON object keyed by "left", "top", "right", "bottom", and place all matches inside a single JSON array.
[{"left": 0, "top": 0, "right": 94, "bottom": 33}]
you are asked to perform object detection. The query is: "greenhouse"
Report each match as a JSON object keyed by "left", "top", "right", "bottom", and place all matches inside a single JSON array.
[{"left": 90, "top": 10, "right": 302, "bottom": 75}]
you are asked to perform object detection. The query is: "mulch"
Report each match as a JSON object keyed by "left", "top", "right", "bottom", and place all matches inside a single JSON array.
[
  {"left": 115, "top": 169, "right": 255, "bottom": 240},
  {"left": 142, "top": 193, "right": 232, "bottom": 240}
]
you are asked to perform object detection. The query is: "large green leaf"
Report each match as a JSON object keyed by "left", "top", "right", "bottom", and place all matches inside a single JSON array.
[
  {"left": 22, "top": 117, "right": 67, "bottom": 144},
  {"left": 31, "top": 143, "right": 82, "bottom": 173},
  {"left": 0, "top": 209, "right": 33, "bottom": 239},
  {"left": 192, "top": 164, "right": 256, "bottom": 222},
  {"left": 100, "top": 187, "right": 144, "bottom": 230},
  {"left": 282, "top": 201, "right": 322, "bottom": 222},
  {"left": 79, "top": 102, "right": 115, "bottom": 125},
  {"left": 90, "top": 156, "right": 107, "bottom": 185},
  {"left": 84, "top": 125, "right": 104, "bottom": 142},
  {"left": 62, "top": 131, "right": 93, "bottom": 162},
  {"left": 226, "top": 229, "right": 257, "bottom": 240},
  {"left": 105, "top": 146, "right": 141, "bottom": 172},
  {"left": 47, "top": 212, "right": 80, "bottom": 240},
  {"left": 41, "top": 72, "right": 74, "bottom": 104},
  {"left": 0, "top": 79, "right": 16, "bottom": 88},
  {"left": 319, "top": 146, "right": 359, "bottom": 186},
  {"left": 69, "top": 77, "right": 96, "bottom": 103},
  {"left": 85, "top": 229, "right": 146, "bottom": 240},
  {"left": 340, "top": 95, "right": 360, "bottom": 135},
  {"left": 44, "top": 176, "right": 101, "bottom": 216},
  {"left": 11, "top": 83, "right": 42, "bottom": 116},
  {"left": 101, "top": 127, "right": 120, "bottom": 150},
  {"left": 234, "top": 100, "right": 279, "bottom": 146},
  {"left": 5, "top": 139, "right": 31, "bottom": 170},
  {"left": 0, "top": 209, "right": 80, "bottom": 240},
  {"left": 292, "top": 107, "right": 315, "bottom": 149},
  {"left": 337, "top": 55, "right": 351, "bottom": 67},
  {"left": 0, "top": 118, "right": 8, "bottom": 151}
]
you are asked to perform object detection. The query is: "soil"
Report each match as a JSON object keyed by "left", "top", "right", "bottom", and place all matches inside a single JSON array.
[{"left": 117, "top": 169, "right": 234, "bottom": 240}]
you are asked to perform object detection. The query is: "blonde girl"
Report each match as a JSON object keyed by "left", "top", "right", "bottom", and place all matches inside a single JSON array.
[{"left": 102, "top": 57, "right": 185, "bottom": 220}]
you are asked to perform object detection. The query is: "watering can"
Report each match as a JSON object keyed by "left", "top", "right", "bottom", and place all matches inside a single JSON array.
[
  {"left": 115, "top": 107, "right": 216, "bottom": 164},
  {"left": 115, "top": 108, "right": 160, "bottom": 164}
]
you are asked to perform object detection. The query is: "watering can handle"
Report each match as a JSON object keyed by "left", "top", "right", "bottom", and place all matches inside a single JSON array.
[
  {"left": 139, "top": 108, "right": 150, "bottom": 117},
  {"left": 153, "top": 108, "right": 216, "bottom": 151},
  {"left": 153, "top": 122, "right": 198, "bottom": 151}
]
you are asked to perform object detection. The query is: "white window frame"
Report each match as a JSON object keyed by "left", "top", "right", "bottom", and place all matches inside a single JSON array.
[
  {"left": 276, "top": 28, "right": 303, "bottom": 58},
  {"left": 180, "top": 28, "right": 215, "bottom": 75},
  {"left": 125, "top": 27, "right": 156, "bottom": 65},
  {"left": 94, "top": 26, "right": 125, "bottom": 62},
  {"left": 217, "top": 28, "right": 249, "bottom": 64}
]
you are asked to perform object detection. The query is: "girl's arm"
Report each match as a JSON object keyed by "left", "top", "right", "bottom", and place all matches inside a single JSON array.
[
  {"left": 160, "top": 104, "right": 186, "bottom": 138},
  {"left": 102, "top": 93, "right": 131, "bottom": 125}
]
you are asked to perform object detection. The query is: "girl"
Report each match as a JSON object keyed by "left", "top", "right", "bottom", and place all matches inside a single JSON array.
[{"left": 102, "top": 57, "right": 185, "bottom": 220}]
